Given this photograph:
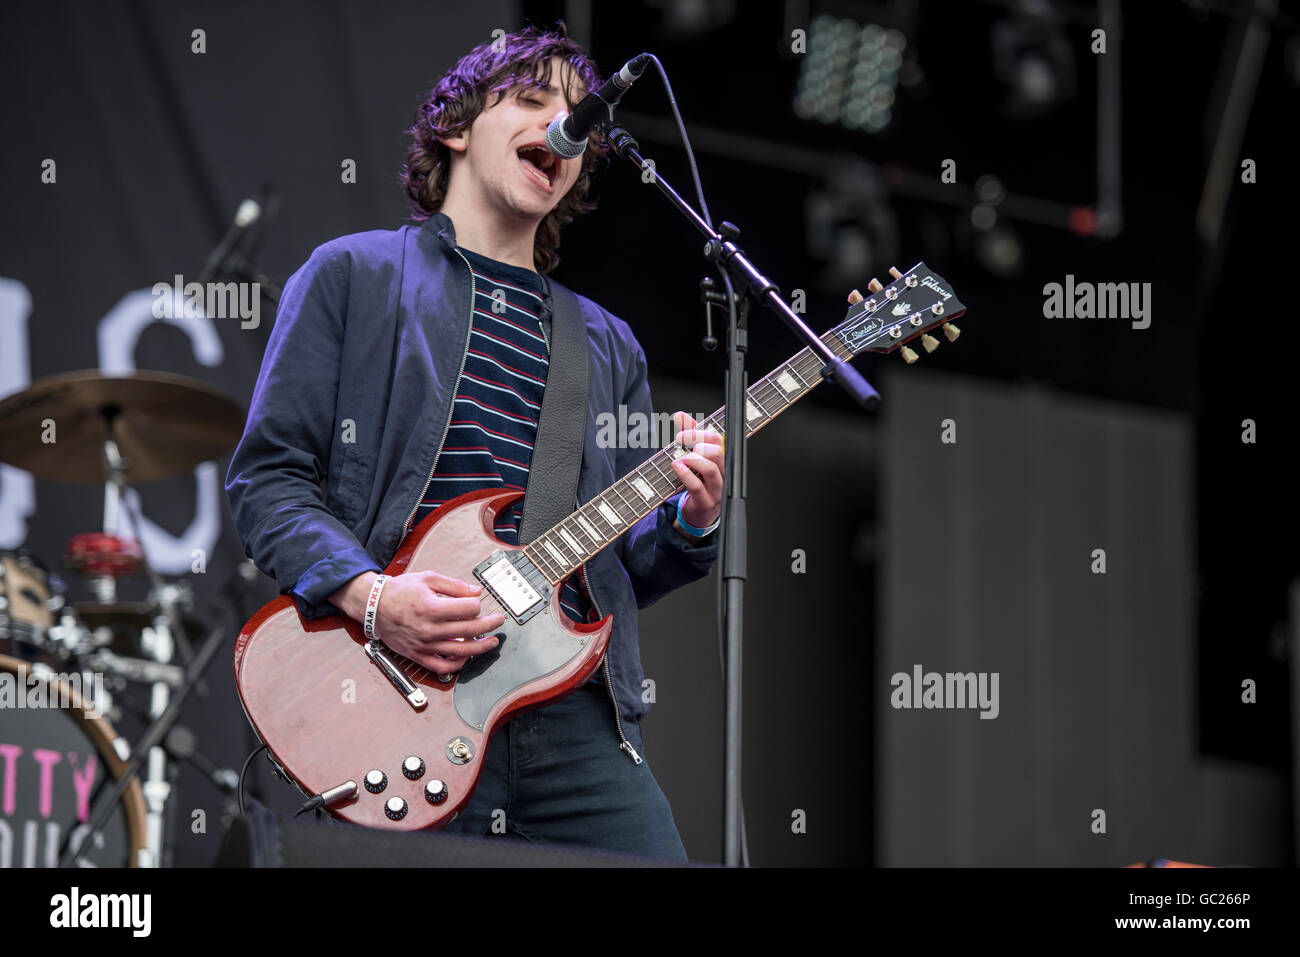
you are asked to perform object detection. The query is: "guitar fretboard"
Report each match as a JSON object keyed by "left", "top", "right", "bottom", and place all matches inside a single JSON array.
[{"left": 521, "top": 318, "right": 858, "bottom": 585}]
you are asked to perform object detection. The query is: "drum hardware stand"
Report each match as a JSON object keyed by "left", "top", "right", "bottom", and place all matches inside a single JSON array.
[
  {"left": 138, "top": 604, "right": 174, "bottom": 867},
  {"left": 60, "top": 564, "right": 255, "bottom": 867},
  {"left": 120, "top": 496, "right": 200, "bottom": 868},
  {"left": 60, "top": 617, "right": 221, "bottom": 867},
  {"left": 163, "top": 723, "right": 240, "bottom": 794},
  {"left": 138, "top": 580, "right": 210, "bottom": 867},
  {"left": 96, "top": 411, "right": 129, "bottom": 604},
  {"left": 66, "top": 408, "right": 205, "bottom": 867},
  {"left": 48, "top": 612, "right": 114, "bottom": 717},
  {"left": 108, "top": 689, "right": 241, "bottom": 787}
]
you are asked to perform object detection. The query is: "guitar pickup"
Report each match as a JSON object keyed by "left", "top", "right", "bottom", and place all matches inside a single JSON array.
[{"left": 473, "top": 551, "right": 551, "bottom": 625}]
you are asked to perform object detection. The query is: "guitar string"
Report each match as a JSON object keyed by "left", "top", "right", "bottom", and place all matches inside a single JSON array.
[
  {"left": 392, "top": 357, "right": 820, "bottom": 687},
  {"left": 387, "top": 307, "right": 887, "bottom": 687},
  {"left": 521, "top": 288, "right": 908, "bottom": 583}
]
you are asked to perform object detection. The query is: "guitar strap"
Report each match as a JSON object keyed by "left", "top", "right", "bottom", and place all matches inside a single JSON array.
[{"left": 516, "top": 276, "right": 590, "bottom": 546}]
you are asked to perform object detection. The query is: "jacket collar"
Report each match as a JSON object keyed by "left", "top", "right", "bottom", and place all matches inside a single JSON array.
[
  {"left": 420, "top": 211, "right": 554, "bottom": 321},
  {"left": 421, "top": 211, "right": 458, "bottom": 251}
]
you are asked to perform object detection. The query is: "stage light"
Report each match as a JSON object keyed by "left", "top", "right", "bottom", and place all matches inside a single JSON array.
[
  {"left": 991, "top": 0, "right": 1077, "bottom": 119},
  {"left": 795, "top": 14, "right": 907, "bottom": 133},
  {"left": 645, "top": 0, "right": 736, "bottom": 37},
  {"left": 970, "top": 174, "right": 1023, "bottom": 278},
  {"left": 803, "top": 161, "right": 899, "bottom": 293},
  {"left": 973, "top": 220, "right": 1024, "bottom": 278}
]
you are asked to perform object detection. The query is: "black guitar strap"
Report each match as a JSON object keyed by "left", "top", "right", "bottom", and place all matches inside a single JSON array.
[{"left": 516, "top": 276, "right": 590, "bottom": 546}]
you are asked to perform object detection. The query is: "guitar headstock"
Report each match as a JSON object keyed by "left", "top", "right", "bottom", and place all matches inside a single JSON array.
[{"left": 836, "top": 264, "right": 967, "bottom": 364}]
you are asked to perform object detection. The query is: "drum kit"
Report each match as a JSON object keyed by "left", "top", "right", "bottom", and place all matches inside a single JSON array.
[{"left": 0, "top": 369, "right": 247, "bottom": 867}]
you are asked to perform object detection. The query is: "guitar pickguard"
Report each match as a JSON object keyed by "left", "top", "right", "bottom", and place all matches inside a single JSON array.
[{"left": 452, "top": 603, "right": 590, "bottom": 729}]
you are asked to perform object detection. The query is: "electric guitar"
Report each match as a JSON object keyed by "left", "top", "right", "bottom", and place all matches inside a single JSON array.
[{"left": 233, "top": 262, "right": 967, "bottom": 829}]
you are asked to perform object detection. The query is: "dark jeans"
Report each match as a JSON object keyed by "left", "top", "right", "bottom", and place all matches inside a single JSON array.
[{"left": 438, "top": 684, "right": 687, "bottom": 862}]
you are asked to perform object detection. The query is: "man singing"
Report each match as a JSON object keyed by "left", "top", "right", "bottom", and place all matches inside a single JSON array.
[{"left": 225, "top": 25, "right": 724, "bottom": 861}]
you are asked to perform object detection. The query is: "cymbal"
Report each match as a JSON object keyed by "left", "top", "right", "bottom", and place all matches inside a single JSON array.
[{"left": 0, "top": 370, "right": 245, "bottom": 482}]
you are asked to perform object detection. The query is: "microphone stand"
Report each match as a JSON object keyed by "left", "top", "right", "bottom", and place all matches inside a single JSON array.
[{"left": 603, "top": 124, "right": 879, "bottom": 867}]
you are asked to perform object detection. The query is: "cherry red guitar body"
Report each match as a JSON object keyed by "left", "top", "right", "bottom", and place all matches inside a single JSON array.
[{"left": 232, "top": 488, "right": 612, "bottom": 830}]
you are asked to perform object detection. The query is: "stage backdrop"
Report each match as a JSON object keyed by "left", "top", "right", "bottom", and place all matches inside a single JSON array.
[{"left": 877, "top": 366, "right": 1289, "bottom": 866}]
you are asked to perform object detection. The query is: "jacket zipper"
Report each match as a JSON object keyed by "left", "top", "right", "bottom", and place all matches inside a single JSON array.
[
  {"left": 582, "top": 563, "right": 642, "bottom": 764},
  {"left": 402, "top": 247, "right": 477, "bottom": 537},
  {"left": 414, "top": 259, "right": 636, "bottom": 762}
]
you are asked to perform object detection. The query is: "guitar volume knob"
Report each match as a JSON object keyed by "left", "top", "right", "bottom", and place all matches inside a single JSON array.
[
  {"left": 384, "top": 797, "right": 408, "bottom": 821},
  {"left": 403, "top": 756, "right": 426, "bottom": 780},
  {"left": 424, "top": 779, "right": 449, "bottom": 805},
  {"left": 364, "top": 769, "right": 387, "bottom": 793}
]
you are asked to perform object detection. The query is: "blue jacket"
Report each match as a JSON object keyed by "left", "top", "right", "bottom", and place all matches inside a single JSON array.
[{"left": 224, "top": 212, "right": 718, "bottom": 758}]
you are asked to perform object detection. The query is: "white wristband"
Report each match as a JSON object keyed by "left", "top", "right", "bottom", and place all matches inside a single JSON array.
[{"left": 363, "top": 574, "right": 390, "bottom": 641}]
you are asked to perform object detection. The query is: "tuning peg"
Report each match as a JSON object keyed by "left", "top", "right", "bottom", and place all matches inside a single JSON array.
[
  {"left": 888, "top": 266, "right": 903, "bottom": 279},
  {"left": 900, "top": 346, "right": 919, "bottom": 364},
  {"left": 847, "top": 288, "right": 863, "bottom": 304},
  {"left": 942, "top": 323, "right": 961, "bottom": 342},
  {"left": 866, "top": 278, "right": 884, "bottom": 293},
  {"left": 920, "top": 334, "right": 940, "bottom": 353}
]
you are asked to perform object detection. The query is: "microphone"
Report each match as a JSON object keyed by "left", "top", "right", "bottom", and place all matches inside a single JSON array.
[
  {"left": 197, "top": 193, "right": 265, "bottom": 285},
  {"left": 546, "top": 53, "right": 651, "bottom": 159}
]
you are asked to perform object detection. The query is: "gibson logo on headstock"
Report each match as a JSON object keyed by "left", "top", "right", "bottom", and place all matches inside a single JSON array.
[{"left": 920, "top": 275, "right": 952, "bottom": 301}]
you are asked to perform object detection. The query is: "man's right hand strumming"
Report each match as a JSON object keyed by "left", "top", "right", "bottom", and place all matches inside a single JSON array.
[{"left": 330, "top": 570, "right": 505, "bottom": 676}]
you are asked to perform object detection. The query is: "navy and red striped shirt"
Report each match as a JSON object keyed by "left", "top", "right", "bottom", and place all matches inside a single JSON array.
[{"left": 412, "top": 247, "right": 601, "bottom": 668}]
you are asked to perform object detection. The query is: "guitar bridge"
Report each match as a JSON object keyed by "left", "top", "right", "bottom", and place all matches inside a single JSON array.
[
  {"left": 473, "top": 551, "right": 551, "bottom": 625},
  {"left": 366, "top": 641, "right": 428, "bottom": 710}
]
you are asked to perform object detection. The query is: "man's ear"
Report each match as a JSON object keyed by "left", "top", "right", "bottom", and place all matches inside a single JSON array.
[{"left": 439, "top": 127, "right": 469, "bottom": 154}]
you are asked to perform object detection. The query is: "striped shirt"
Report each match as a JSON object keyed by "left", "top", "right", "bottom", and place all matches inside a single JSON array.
[{"left": 412, "top": 247, "right": 601, "bottom": 675}]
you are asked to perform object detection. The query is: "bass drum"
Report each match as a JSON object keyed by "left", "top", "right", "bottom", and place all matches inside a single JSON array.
[{"left": 0, "top": 654, "right": 147, "bottom": 867}]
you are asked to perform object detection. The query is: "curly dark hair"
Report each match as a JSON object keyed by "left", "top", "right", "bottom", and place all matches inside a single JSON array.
[{"left": 401, "top": 25, "right": 608, "bottom": 274}]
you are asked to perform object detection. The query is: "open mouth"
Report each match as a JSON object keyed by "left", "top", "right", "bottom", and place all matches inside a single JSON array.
[{"left": 516, "top": 144, "right": 558, "bottom": 190}]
